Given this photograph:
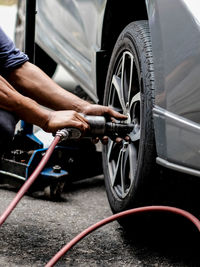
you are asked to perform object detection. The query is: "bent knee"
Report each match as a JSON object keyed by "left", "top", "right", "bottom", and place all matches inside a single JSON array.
[{"left": 0, "top": 110, "right": 18, "bottom": 152}]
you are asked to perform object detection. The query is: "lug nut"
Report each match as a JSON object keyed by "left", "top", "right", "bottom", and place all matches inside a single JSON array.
[{"left": 53, "top": 165, "right": 61, "bottom": 173}]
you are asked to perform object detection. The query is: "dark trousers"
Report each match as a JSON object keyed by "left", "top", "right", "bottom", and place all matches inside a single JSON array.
[{"left": 0, "top": 109, "right": 18, "bottom": 154}]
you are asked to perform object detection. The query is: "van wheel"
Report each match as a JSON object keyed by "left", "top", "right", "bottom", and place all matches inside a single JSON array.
[{"left": 103, "top": 21, "right": 157, "bottom": 215}]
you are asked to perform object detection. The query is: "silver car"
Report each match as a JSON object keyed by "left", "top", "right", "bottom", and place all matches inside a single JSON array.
[{"left": 15, "top": 0, "right": 200, "bottom": 216}]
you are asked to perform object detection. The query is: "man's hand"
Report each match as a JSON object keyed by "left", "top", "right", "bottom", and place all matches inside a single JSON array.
[
  {"left": 42, "top": 105, "right": 128, "bottom": 144},
  {"left": 82, "top": 104, "right": 127, "bottom": 120},
  {"left": 43, "top": 110, "right": 90, "bottom": 134}
]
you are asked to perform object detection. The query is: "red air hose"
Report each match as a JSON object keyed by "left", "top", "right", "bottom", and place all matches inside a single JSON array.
[
  {"left": 0, "top": 135, "right": 60, "bottom": 226},
  {"left": 45, "top": 206, "right": 200, "bottom": 267}
]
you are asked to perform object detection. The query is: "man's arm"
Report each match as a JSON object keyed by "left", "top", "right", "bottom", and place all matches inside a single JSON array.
[
  {"left": 6, "top": 62, "right": 127, "bottom": 119},
  {"left": 0, "top": 75, "right": 49, "bottom": 128},
  {"left": 0, "top": 74, "right": 89, "bottom": 133},
  {"left": 0, "top": 26, "right": 126, "bottom": 137},
  {"left": 6, "top": 62, "right": 90, "bottom": 112}
]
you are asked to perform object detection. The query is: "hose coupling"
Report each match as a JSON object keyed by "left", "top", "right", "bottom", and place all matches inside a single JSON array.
[{"left": 56, "top": 128, "right": 82, "bottom": 142}]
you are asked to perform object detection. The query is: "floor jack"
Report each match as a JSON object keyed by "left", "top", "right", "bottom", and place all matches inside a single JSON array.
[{"left": 0, "top": 122, "right": 103, "bottom": 198}]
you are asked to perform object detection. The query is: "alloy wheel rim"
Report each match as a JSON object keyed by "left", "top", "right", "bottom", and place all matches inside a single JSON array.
[{"left": 106, "top": 51, "right": 142, "bottom": 199}]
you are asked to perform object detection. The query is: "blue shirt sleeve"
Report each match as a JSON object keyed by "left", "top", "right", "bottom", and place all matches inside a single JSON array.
[{"left": 0, "top": 27, "right": 29, "bottom": 73}]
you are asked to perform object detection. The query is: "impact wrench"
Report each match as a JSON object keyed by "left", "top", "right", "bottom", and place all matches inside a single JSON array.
[{"left": 0, "top": 115, "right": 200, "bottom": 267}]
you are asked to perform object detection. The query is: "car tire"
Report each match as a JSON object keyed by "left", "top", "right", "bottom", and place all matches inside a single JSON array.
[
  {"left": 103, "top": 21, "right": 157, "bottom": 214},
  {"left": 15, "top": 0, "right": 57, "bottom": 77}
]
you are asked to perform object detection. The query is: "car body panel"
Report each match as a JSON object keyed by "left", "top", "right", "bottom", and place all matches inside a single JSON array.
[{"left": 147, "top": 0, "right": 200, "bottom": 170}]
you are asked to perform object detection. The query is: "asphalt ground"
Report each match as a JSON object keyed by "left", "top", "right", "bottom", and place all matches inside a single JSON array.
[{"left": 0, "top": 175, "right": 200, "bottom": 267}]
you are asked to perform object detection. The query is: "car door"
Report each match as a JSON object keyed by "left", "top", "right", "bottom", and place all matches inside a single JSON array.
[
  {"left": 36, "top": 0, "right": 107, "bottom": 99},
  {"left": 68, "top": 0, "right": 106, "bottom": 57}
]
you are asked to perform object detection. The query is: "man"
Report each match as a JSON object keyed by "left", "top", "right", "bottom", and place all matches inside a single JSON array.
[{"left": 0, "top": 27, "right": 126, "bottom": 154}]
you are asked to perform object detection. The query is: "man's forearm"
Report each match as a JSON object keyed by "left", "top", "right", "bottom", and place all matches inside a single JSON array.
[
  {"left": 0, "top": 75, "right": 50, "bottom": 129},
  {"left": 1, "top": 62, "right": 127, "bottom": 135},
  {"left": 7, "top": 62, "right": 91, "bottom": 112}
]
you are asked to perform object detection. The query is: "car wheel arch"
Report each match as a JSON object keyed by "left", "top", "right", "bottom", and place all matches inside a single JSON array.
[{"left": 96, "top": 0, "right": 149, "bottom": 103}]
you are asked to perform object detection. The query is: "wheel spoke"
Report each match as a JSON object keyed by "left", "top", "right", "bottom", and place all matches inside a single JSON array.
[
  {"left": 121, "top": 52, "right": 135, "bottom": 106},
  {"left": 129, "top": 92, "right": 141, "bottom": 111},
  {"left": 107, "top": 139, "right": 114, "bottom": 162},
  {"left": 128, "top": 144, "right": 138, "bottom": 184},
  {"left": 127, "top": 54, "right": 134, "bottom": 105},
  {"left": 129, "top": 126, "right": 141, "bottom": 142},
  {"left": 120, "top": 151, "right": 126, "bottom": 197},
  {"left": 121, "top": 52, "right": 128, "bottom": 104},
  {"left": 120, "top": 148, "right": 129, "bottom": 197},
  {"left": 129, "top": 91, "right": 141, "bottom": 142},
  {"left": 112, "top": 75, "right": 126, "bottom": 113},
  {"left": 110, "top": 149, "right": 123, "bottom": 187}
]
